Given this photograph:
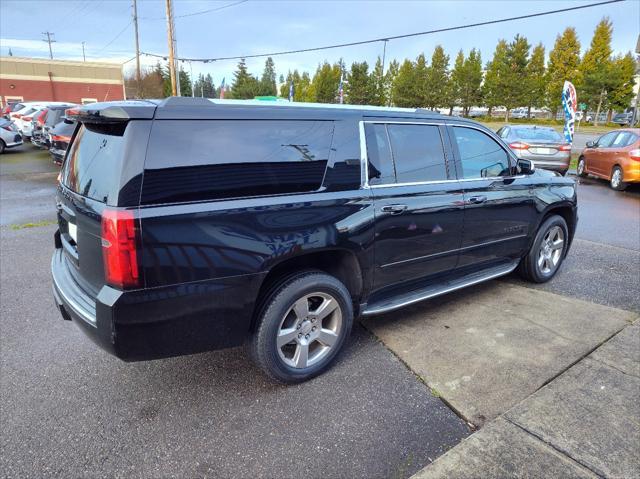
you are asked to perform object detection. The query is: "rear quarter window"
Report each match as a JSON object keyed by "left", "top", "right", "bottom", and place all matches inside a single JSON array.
[
  {"left": 61, "top": 123, "right": 126, "bottom": 204},
  {"left": 142, "top": 120, "right": 335, "bottom": 204}
]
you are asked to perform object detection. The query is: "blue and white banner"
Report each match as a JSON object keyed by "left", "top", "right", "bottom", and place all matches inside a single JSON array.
[{"left": 561, "top": 80, "right": 577, "bottom": 143}]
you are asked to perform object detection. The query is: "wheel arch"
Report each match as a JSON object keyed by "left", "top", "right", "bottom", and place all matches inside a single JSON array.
[
  {"left": 536, "top": 203, "right": 577, "bottom": 256},
  {"left": 250, "top": 248, "right": 365, "bottom": 332}
]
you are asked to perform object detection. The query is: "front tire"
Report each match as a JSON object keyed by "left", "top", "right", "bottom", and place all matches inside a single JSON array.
[
  {"left": 610, "top": 166, "right": 627, "bottom": 191},
  {"left": 248, "top": 271, "right": 353, "bottom": 383},
  {"left": 576, "top": 157, "right": 587, "bottom": 177},
  {"left": 519, "top": 215, "right": 569, "bottom": 283}
]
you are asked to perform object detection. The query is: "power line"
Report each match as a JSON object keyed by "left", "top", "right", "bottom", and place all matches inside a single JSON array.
[
  {"left": 140, "top": 0, "right": 623, "bottom": 63},
  {"left": 94, "top": 21, "right": 133, "bottom": 54},
  {"left": 140, "top": 0, "right": 248, "bottom": 21}
]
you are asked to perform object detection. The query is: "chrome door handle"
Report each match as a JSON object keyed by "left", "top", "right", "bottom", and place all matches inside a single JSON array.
[
  {"left": 468, "top": 196, "right": 487, "bottom": 204},
  {"left": 381, "top": 204, "right": 408, "bottom": 214}
]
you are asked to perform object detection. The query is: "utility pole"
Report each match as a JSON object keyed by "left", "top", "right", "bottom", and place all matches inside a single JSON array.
[
  {"left": 81, "top": 42, "right": 86, "bottom": 62},
  {"left": 132, "top": 0, "right": 142, "bottom": 97},
  {"left": 42, "top": 31, "right": 56, "bottom": 59},
  {"left": 188, "top": 60, "right": 194, "bottom": 97},
  {"left": 165, "top": 0, "right": 178, "bottom": 96}
]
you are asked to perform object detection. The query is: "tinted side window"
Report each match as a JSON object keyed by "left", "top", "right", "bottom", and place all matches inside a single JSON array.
[
  {"left": 142, "top": 120, "right": 334, "bottom": 204},
  {"left": 386, "top": 124, "right": 447, "bottom": 183},
  {"left": 364, "top": 123, "right": 395, "bottom": 185},
  {"left": 597, "top": 132, "right": 618, "bottom": 148},
  {"left": 453, "top": 127, "right": 511, "bottom": 179}
]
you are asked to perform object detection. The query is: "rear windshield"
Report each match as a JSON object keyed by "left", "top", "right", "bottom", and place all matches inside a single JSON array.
[
  {"left": 61, "top": 123, "right": 126, "bottom": 203},
  {"left": 513, "top": 128, "right": 562, "bottom": 142},
  {"left": 45, "top": 109, "right": 64, "bottom": 126},
  {"left": 51, "top": 120, "right": 76, "bottom": 137}
]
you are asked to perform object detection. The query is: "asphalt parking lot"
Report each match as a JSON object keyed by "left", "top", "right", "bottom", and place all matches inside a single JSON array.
[{"left": 1, "top": 141, "right": 639, "bottom": 478}]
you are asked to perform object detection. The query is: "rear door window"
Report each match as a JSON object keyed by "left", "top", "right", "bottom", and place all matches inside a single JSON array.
[
  {"left": 61, "top": 123, "right": 126, "bottom": 204},
  {"left": 453, "top": 126, "right": 511, "bottom": 179},
  {"left": 386, "top": 124, "right": 447, "bottom": 183},
  {"left": 142, "top": 120, "right": 334, "bottom": 204},
  {"left": 364, "top": 123, "right": 395, "bottom": 185}
]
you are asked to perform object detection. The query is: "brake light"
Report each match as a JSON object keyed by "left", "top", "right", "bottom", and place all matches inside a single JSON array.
[
  {"left": 13, "top": 113, "right": 22, "bottom": 119},
  {"left": 559, "top": 144, "right": 572, "bottom": 152},
  {"left": 101, "top": 209, "right": 140, "bottom": 288},
  {"left": 37, "top": 110, "right": 48, "bottom": 125},
  {"left": 630, "top": 149, "right": 640, "bottom": 161},
  {"left": 509, "top": 142, "right": 530, "bottom": 150},
  {"left": 51, "top": 135, "right": 71, "bottom": 142}
]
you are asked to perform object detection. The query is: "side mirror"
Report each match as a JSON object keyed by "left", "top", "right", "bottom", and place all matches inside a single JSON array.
[
  {"left": 586, "top": 141, "right": 596, "bottom": 148},
  {"left": 517, "top": 159, "right": 535, "bottom": 175}
]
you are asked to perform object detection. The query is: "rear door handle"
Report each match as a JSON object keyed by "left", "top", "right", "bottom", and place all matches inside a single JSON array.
[
  {"left": 468, "top": 196, "right": 487, "bottom": 204},
  {"left": 381, "top": 204, "right": 408, "bottom": 214}
]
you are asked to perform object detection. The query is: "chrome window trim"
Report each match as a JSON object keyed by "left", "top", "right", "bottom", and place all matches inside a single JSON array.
[{"left": 359, "top": 119, "right": 450, "bottom": 189}]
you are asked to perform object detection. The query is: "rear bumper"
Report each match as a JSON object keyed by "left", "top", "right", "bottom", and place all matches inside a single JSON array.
[
  {"left": 50, "top": 148, "right": 65, "bottom": 165},
  {"left": 51, "top": 248, "right": 266, "bottom": 361}
]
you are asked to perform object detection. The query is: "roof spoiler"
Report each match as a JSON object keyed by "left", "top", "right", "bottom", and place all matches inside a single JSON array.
[{"left": 65, "top": 100, "right": 157, "bottom": 123}]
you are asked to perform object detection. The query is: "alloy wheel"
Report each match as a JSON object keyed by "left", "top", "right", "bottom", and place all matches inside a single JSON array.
[
  {"left": 277, "top": 292, "right": 343, "bottom": 369},
  {"left": 611, "top": 168, "right": 622, "bottom": 189},
  {"left": 537, "top": 226, "right": 565, "bottom": 275},
  {"left": 577, "top": 159, "right": 585, "bottom": 176}
]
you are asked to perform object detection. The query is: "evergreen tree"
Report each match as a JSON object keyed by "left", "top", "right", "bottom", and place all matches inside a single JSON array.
[
  {"left": 580, "top": 18, "right": 614, "bottom": 125},
  {"left": 231, "top": 58, "right": 259, "bottom": 99},
  {"left": 462, "top": 49, "right": 483, "bottom": 116},
  {"left": 546, "top": 27, "right": 581, "bottom": 118},
  {"left": 425, "top": 45, "right": 450, "bottom": 110},
  {"left": 525, "top": 43, "right": 546, "bottom": 117},
  {"left": 608, "top": 53, "right": 637, "bottom": 114},
  {"left": 369, "top": 56, "right": 386, "bottom": 106},
  {"left": 278, "top": 74, "right": 285, "bottom": 84},
  {"left": 482, "top": 40, "right": 508, "bottom": 116},
  {"left": 414, "top": 53, "right": 429, "bottom": 107},
  {"left": 258, "top": 57, "right": 277, "bottom": 96},
  {"left": 391, "top": 59, "right": 417, "bottom": 107},
  {"left": 384, "top": 60, "right": 399, "bottom": 106},
  {"left": 300, "top": 71, "right": 313, "bottom": 101},
  {"left": 178, "top": 68, "right": 192, "bottom": 97},
  {"left": 279, "top": 70, "right": 293, "bottom": 98},
  {"left": 501, "top": 35, "right": 530, "bottom": 121},
  {"left": 311, "top": 61, "right": 342, "bottom": 103},
  {"left": 346, "top": 61, "right": 372, "bottom": 104},
  {"left": 449, "top": 50, "right": 465, "bottom": 115}
]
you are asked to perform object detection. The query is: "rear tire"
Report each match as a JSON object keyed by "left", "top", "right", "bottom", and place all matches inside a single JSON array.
[
  {"left": 519, "top": 215, "right": 569, "bottom": 283},
  {"left": 248, "top": 271, "right": 353, "bottom": 383},
  {"left": 0, "top": 140, "right": 5, "bottom": 154},
  {"left": 610, "top": 166, "right": 627, "bottom": 191},
  {"left": 576, "top": 157, "right": 587, "bottom": 177}
]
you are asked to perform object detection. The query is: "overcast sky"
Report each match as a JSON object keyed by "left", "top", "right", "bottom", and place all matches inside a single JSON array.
[{"left": 1, "top": 0, "right": 638, "bottom": 87}]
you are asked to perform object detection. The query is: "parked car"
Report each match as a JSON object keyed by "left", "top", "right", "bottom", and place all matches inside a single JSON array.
[
  {"left": 41, "top": 105, "right": 74, "bottom": 149},
  {"left": 49, "top": 118, "right": 76, "bottom": 165},
  {"left": 577, "top": 128, "right": 640, "bottom": 190},
  {"left": 510, "top": 108, "right": 535, "bottom": 119},
  {"left": 497, "top": 125, "right": 572, "bottom": 175},
  {"left": 51, "top": 98, "right": 577, "bottom": 383},
  {"left": 612, "top": 111, "right": 636, "bottom": 127},
  {"left": 0, "top": 118, "right": 23, "bottom": 153},
  {"left": 2, "top": 100, "right": 22, "bottom": 118},
  {"left": 30, "top": 108, "right": 49, "bottom": 148}
]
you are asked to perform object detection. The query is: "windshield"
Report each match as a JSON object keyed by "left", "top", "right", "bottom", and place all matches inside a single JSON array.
[{"left": 513, "top": 128, "right": 563, "bottom": 142}]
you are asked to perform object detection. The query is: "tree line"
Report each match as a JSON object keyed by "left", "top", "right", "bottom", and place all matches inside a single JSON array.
[{"left": 126, "top": 17, "right": 636, "bottom": 126}]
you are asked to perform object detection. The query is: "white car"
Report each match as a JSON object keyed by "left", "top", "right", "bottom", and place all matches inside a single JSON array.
[
  {"left": 0, "top": 118, "right": 23, "bottom": 153},
  {"left": 10, "top": 102, "right": 73, "bottom": 137}
]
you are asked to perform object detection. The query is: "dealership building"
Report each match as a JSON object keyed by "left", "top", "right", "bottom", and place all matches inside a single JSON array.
[{"left": 0, "top": 56, "right": 125, "bottom": 107}]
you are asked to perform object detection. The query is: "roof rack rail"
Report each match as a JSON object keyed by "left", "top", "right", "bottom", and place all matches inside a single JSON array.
[{"left": 160, "top": 96, "right": 214, "bottom": 107}]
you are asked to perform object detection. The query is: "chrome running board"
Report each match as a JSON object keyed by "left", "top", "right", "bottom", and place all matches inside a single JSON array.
[{"left": 362, "top": 260, "right": 519, "bottom": 316}]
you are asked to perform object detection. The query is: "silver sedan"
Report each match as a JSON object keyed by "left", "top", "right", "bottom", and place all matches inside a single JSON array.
[{"left": 497, "top": 125, "right": 571, "bottom": 175}]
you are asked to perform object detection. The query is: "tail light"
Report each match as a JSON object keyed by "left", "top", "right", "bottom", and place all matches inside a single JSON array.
[
  {"left": 630, "top": 149, "right": 640, "bottom": 162},
  {"left": 509, "top": 142, "right": 530, "bottom": 150},
  {"left": 559, "top": 144, "right": 572, "bottom": 152},
  {"left": 51, "top": 135, "right": 71, "bottom": 143},
  {"left": 101, "top": 209, "right": 140, "bottom": 289},
  {"left": 37, "top": 110, "right": 48, "bottom": 125},
  {"left": 13, "top": 113, "right": 22, "bottom": 119}
]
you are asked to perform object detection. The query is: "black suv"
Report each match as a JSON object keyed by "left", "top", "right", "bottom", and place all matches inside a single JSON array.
[{"left": 52, "top": 98, "right": 577, "bottom": 383}]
